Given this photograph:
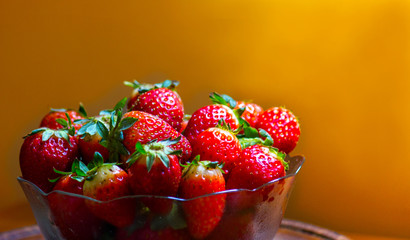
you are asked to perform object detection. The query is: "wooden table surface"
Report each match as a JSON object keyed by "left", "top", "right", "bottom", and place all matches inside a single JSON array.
[{"left": 0, "top": 203, "right": 407, "bottom": 240}]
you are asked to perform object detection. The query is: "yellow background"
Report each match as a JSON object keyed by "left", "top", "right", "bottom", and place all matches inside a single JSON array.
[{"left": 1, "top": 0, "right": 409, "bottom": 238}]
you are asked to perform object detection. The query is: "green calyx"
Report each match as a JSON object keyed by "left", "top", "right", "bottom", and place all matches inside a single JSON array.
[
  {"left": 209, "top": 92, "right": 238, "bottom": 109},
  {"left": 237, "top": 127, "right": 274, "bottom": 150},
  {"left": 24, "top": 112, "right": 76, "bottom": 144},
  {"left": 84, "top": 97, "right": 138, "bottom": 163},
  {"left": 181, "top": 155, "right": 225, "bottom": 177},
  {"left": 268, "top": 147, "right": 289, "bottom": 171},
  {"left": 48, "top": 153, "right": 111, "bottom": 183},
  {"left": 124, "top": 79, "right": 179, "bottom": 94},
  {"left": 126, "top": 137, "right": 182, "bottom": 172},
  {"left": 49, "top": 152, "right": 118, "bottom": 183}
]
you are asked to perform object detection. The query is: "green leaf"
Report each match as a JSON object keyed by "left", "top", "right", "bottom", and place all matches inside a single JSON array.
[
  {"left": 48, "top": 177, "right": 61, "bottom": 183},
  {"left": 55, "top": 118, "right": 68, "bottom": 128},
  {"left": 99, "top": 109, "right": 113, "bottom": 116},
  {"left": 68, "top": 127, "right": 75, "bottom": 137},
  {"left": 42, "top": 130, "right": 54, "bottom": 141},
  {"left": 71, "top": 176, "right": 85, "bottom": 182},
  {"left": 96, "top": 121, "right": 109, "bottom": 139},
  {"left": 158, "top": 152, "right": 170, "bottom": 168},
  {"left": 24, "top": 128, "right": 47, "bottom": 138},
  {"left": 58, "top": 131, "right": 70, "bottom": 143},
  {"left": 209, "top": 92, "right": 227, "bottom": 105},
  {"left": 65, "top": 113, "right": 73, "bottom": 128},
  {"left": 119, "top": 117, "right": 138, "bottom": 131},
  {"left": 73, "top": 119, "right": 89, "bottom": 125},
  {"left": 114, "top": 97, "right": 127, "bottom": 111},
  {"left": 135, "top": 142, "right": 147, "bottom": 155},
  {"left": 221, "top": 94, "right": 237, "bottom": 108},
  {"left": 93, "top": 152, "right": 104, "bottom": 167},
  {"left": 259, "top": 129, "right": 273, "bottom": 146},
  {"left": 99, "top": 140, "right": 108, "bottom": 148},
  {"left": 78, "top": 103, "right": 87, "bottom": 117},
  {"left": 234, "top": 107, "right": 246, "bottom": 119},
  {"left": 53, "top": 168, "right": 71, "bottom": 176},
  {"left": 146, "top": 154, "right": 155, "bottom": 172},
  {"left": 77, "top": 121, "right": 92, "bottom": 136},
  {"left": 50, "top": 108, "right": 66, "bottom": 112},
  {"left": 244, "top": 126, "right": 259, "bottom": 138},
  {"left": 124, "top": 80, "right": 141, "bottom": 89},
  {"left": 72, "top": 159, "right": 89, "bottom": 177}
]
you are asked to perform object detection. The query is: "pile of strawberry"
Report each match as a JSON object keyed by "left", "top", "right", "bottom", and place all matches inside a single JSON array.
[{"left": 19, "top": 80, "right": 301, "bottom": 240}]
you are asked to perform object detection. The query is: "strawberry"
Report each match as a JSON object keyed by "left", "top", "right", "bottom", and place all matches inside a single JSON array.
[
  {"left": 179, "top": 157, "right": 226, "bottom": 239},
  {"left": 235, "top": 101, "right": 263, "bottom": 128},
  {"left": 179, "top": 114, "right": 191, "bottom": 134},
  {"left": 226, "top": 144, "right": 287, "bottom": 212},
  {"left": 40, "top": 108, "right": 85, "bottom": 132},
  {"left": 77, "top": 98, "right": 138, "bottom": 164},
  {"left": 227, "top": 144, "right": 286, "bottom": 190},
  {"left": 191, "top": 122, "right": 242, "bottom": 176},
  {"left": 122, "top": 110, "right": 192, "bottom": 164},
  {"left": 255, "top": 107, "right": 300, "bottom": 154},
  {"left": 127, "top": 138, "right": 182, "bottom": 215},
  {"left": 48, "top": 161, "right": 104, "bottom": 240},
  {"left": 125, "top": 80, "right": 184, "bottom": 131},
  {"left": 76, "top": 114, "right": 111, "bottom": 164},
  {"left": 183, "top": 93, "right": 242, "bottom": 147},
  {"left": 83, "top": 153, "right": 136, "bottom": 228},
  {"left": 19, "top": 127, "right": 78, "bottom": 192},
  {"left": 124, "top": 81, "right": 155, "bottom": 110}
]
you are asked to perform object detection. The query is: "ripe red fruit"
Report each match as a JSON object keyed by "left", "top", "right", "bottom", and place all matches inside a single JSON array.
[
  {"left": 235, "top": 101, "right": 264, "bottom": 128},
  {"left": 127, "top": 139, "right": 182, "bottom": 215},
  {"left": 183, "top": 104, "right": 240, "bottom": 146},
  {"left": 77, "top": 115, "right": 111, "bottom": 164},
  {"left": 179, "top": 158, "right": 226, "bottom": 239},
  {"left": 78, "top": 133, "right": 109, "bottom": 164},
  {"left": 227, "top": 144, "right": 286, "bottom": 191},
  {"left": 126, "top": 80, "right": 184, "bottom": 131},
  {"left": 255, "top": 107, "right": 300, "bottom": 154},
  {"left": 40, "top": 109, "right": 84, "bottom": 131},
  {"left": 83, "top": 161, "right": 135, "bottom": 228},
  {"left": 191, "top": 126, "right": 241, "bottom": 176},
  {"left": 19, "top": 128, "right": 78, "bottom": 192},
  {"left": 48, "top": 175, "right": 103, "bottom": 240},
  {"left": 122, "top": 111, "right": 192, "bottom": 164}
]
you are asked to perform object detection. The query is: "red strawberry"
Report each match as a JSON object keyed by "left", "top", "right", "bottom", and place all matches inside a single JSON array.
[
  {"left": 19, "top": 128, "right": 78, "bottom": 192},
  {"left": 122, "top": 111, "right": 191, "bottom": 164},
  {"left": 191, "top": 124, "right": 241, "bottom": 176},
  {"left": 127, "top": 138, "right": 182, "bottom": 215},
  {"left": 179, "top": 157, "right": 226, "bottom": 239},
  {"left": 255, "top": 107, "right": 300, "bottom": 154},
  {"left": 77, "top": 115, "right": 111, "bottom": 164},
  {"left": 125, "top": 81, "right": 155, "bottom": 110},
  {"left": 48, "top": 169, "right": 104, "bottom": 240},
  {"left": 83, "top": 154, "right": 135, "bottom": 228},
  {"left": 183, "top": 93, "right": 241, "bottom": 147},
  {"left": 125, "top": 80, "right": 184, "bottom": 131},
  {"left": 227, "top": 144, "right": 286, "bottom": 190},
  {"left": 179, "top": 114, "right": 191, "bottom": 134},
  {"left": 235, "top": 101, "right": 263, "bottom": 128},
  {"left": 40, "top": 108, "right": 84, "bottom": 132},
  {"left": 226, "top": 145, "right": 287, "bottom": 212}
]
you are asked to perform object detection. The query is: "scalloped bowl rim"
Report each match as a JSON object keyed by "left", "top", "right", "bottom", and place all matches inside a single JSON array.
[{"left": 18, "top": 155, "right": 304, "bottom": 203}]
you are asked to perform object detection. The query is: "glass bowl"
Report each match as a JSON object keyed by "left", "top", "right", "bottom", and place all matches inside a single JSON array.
[{"left": 18, "top": 155, "right": 304, "bottom": 240}]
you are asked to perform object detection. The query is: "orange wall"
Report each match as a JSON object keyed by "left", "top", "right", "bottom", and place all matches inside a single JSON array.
[{"left": 1, "top": 0, "right": 409, "bottom": 238}]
